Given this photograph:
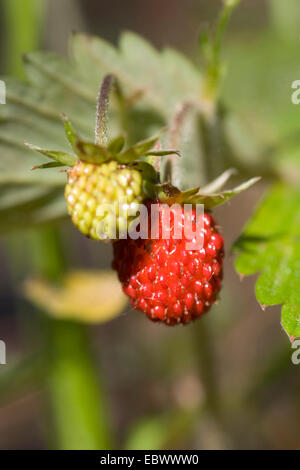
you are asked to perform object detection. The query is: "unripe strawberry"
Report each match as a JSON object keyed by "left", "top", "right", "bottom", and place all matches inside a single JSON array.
[
  {"left": 112, "top": 202, "right": 224, "bottom": 325},
  {"left": 65, "top": 160, "right": 144, "bottom": 240}
]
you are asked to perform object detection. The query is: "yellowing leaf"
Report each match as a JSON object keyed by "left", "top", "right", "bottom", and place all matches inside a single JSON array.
[{"left": 24, "top": 270, "right": 127, "bottom": 323}]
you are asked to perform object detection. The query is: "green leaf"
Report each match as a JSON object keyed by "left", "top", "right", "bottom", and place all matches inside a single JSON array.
[
  {"left": 234, "top": 183, "right": 300, "bottom": 338},
  {"left": 71, "top": 32, "right": 203, "bottom": 119},
  {"left": 23, "top": 51, "right": 95, "bottom": 103},
  {"left": 119, "top": 32, "right": 170, "bottom": 113}
]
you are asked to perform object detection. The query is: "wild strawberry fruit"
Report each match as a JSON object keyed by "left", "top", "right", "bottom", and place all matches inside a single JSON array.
[
  {"left": 112, "top": 202, "right": 224, "bottom": 325},
  {"left": 65, "top": 160, "right": 144, "bottom": 240}
]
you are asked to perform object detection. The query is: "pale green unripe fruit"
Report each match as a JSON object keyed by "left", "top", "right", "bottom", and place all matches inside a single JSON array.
[{"left": 65, "top": 161, "right": 144, "bottom": 240}]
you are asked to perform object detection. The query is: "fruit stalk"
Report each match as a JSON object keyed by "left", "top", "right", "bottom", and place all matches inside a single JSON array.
[{"left": 95, "top": 74, "right": 123, "bottom": 146}]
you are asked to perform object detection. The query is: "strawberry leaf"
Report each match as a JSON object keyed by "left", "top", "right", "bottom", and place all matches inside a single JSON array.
[{"left": 234, "top": 183, "right": 300, "bottom": 338}]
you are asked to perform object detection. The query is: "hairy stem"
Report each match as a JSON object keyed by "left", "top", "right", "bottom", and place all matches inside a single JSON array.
[
  {"left": 163, "top": 101, "right": 194, "bottom": 186},
  {"left": 95, "top": 74, "right": 124, "bottom": 146}
]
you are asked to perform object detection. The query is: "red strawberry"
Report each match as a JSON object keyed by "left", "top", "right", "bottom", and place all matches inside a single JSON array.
[{"left": 112, "top": 201, "right": 224, "bottom": 325}]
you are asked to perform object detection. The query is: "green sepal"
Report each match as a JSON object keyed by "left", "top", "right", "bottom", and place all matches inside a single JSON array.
[
  {"left": 24, "top": 142, "right": 78, "bottom": 167},
  {"left": 28, "top": 112, "right": 177, "bottom": 178},
  {"left": 131, "top": 161, "right": 159, "bottom": 184},
  {"left": 184, "top": 177, "right": 261, "bottom": 208},
  {"left": 62, "top": 114, "right": 112, "bottom": 164},
  {"left": 107, "top": 135, "right": 126, "bottom": 153},
  {"left": 75, "top": 140, "right": 111, "bottom": 164},
  {"left": 154, "top": 183, "right": 181, "bottom": 203},
  {"left": 130, "top": 134, "right": 164, "bottom": 155},
  {"left": 142, "top": 180, "right": 157, "bottom": 199},
  {"left": 61, "top": 114, "right": 77, "bottom": 150},
  {"left": 32, "top": 162, "right": 66, "bottom": 170},
  {"left": 116, "top": 130, "right": 167, "bottom": 163},
  {"left": 156, "top": 176, "right": 261, "bottom": 208},
  {"left": 179, "top": 186, "right": 201, "bottom": 200},
  {"left": 200, "top": 168, "right": 237, "bottom": 194},
  {"left": 145, "top": 149, "right": 182, "bottom": 158}
]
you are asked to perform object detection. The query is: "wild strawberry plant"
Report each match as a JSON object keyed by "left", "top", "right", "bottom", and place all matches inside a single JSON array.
[{"left": 0, "top": 0, "right": 299, "bottom": 336}]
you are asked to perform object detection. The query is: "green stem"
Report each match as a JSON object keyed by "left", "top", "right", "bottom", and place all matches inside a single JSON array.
[
  {"left": 32, "top": 227, "right": 112, "bottom": 450},
  {"left": 203, "top": 0, "right": 241, "bottom": 103},
  {"left": 2, "top": 0, "right": 47, "bottom": 79},
  {"left": 198, "top": 108, "right": 227, "bottom": 181},
  {"left": 95, "top": 74, "right": 124, "bottom": 146},
  {"left": 192, "top": 319, "right": 221, "bottom": 421},
  {"left": 200, "top": 1, "right": 242, "bottom": 181},
  {"left": 47, "top": 319, "right": 111, "bottom": 450},
  {"left": 212, "top": 0, "right": 241, "bottom": 61},
  {"left": 164, "top": 101, "right": 194, "bottom": 185}
]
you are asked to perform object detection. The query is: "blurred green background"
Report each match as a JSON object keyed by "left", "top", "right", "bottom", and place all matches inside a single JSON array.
[{"left": 0, "top": 0, "right": 299, "bottom": 450}]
